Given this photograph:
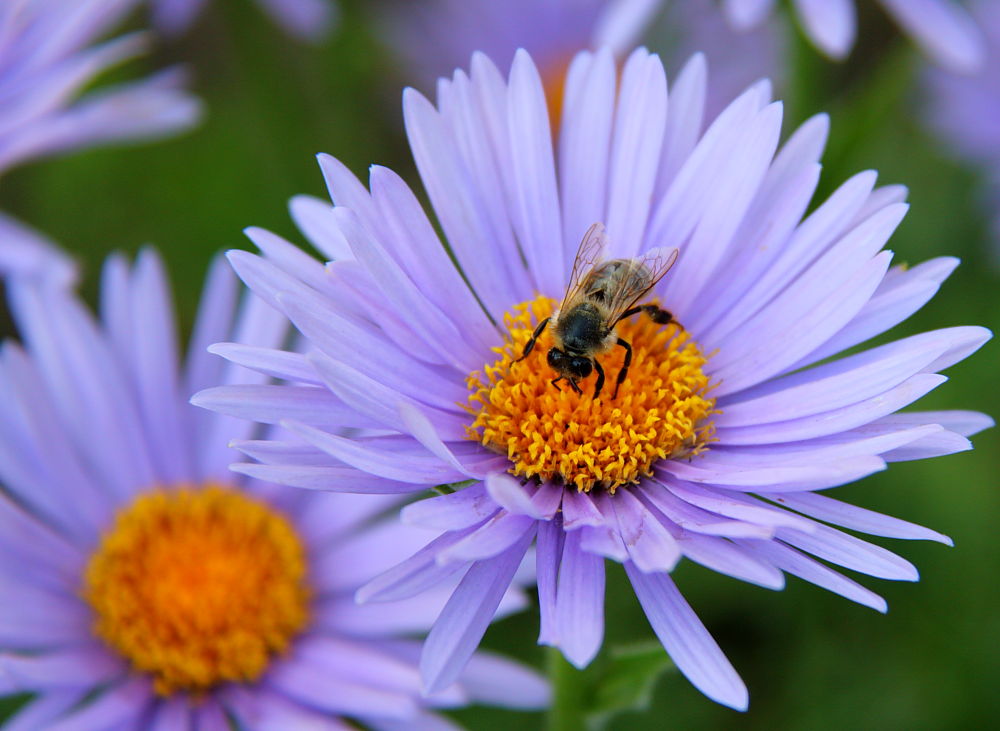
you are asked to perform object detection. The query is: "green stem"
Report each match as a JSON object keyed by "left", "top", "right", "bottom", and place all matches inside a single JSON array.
[{"left": 546, "top": 647, "right": 586, "bottom": 731}]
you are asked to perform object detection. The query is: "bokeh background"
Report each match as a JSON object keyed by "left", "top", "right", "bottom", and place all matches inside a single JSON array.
[{"left": 1, "top": 0, "right": 997, "bottom": 728}]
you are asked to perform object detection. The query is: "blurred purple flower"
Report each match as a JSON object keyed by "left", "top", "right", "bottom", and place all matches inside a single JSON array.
[
  {"left": 379, "top": 0, "right": 664, "bottom": 93},
  {"left": 0, "top": 249, "right": 546, "bottom": 728},
  {"left": 724, "top": 0, "right": 986, "bottom": 72},
  {"left": 0, "top": 1, "right": 199, "bottom": 287},
  {"left": 654, "top": 0, "right": 785, "bottom": 119},
  {"left": 196, "top": 48, "right": 991, "bottom": 709},
  {"left": 0, "top": 213, "right": 78, "bottom": 287},
  {"left": 379, "top": 0, "right": 783, "bottom": 137},
  {"left": 924, "top": 0, "right": 1000, "bottom": 251},
  {"left": 151, "top": 0, "right": 337, "bottom": 41},
  {"left": 0, "top": 0, "right": 201, "bottom": 177}
]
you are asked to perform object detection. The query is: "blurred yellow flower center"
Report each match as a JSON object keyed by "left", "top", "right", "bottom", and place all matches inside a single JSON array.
[
  {"left": 467, "top": 296, "right": 715, "bottom": 493},
  {"left": 541, "top": 57, "right": 570, "bottom": 132},
  {"left": 83, "top": 485, "right": 309, "bottom": 696}
]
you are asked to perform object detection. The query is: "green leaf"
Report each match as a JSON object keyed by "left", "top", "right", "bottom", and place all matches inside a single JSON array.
[
  {"left": 585, "top": 641, "right": 677, "bottom": 729},
  {"left": 546, "top": 642, "right": 677, "bottom": 731},
  {"left": 0, "top": 693, "right": 33, "bottom": 724},
  {"left": 432, "top": 479, "right": 478, "bottom": 495}
]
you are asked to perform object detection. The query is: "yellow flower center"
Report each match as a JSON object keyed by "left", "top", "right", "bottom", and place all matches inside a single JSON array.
[
  {"left": 541, "top": 57, "right": 570, "bottom": 132},
  {"left": 467, "top": 296, "right": 715, "bottom": 493},
  {"left": 83, "top": 485, "right": 310, "bottom": 696}
]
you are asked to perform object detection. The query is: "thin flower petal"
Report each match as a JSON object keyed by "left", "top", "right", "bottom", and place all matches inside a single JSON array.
[
  {"left": 234, "top": 462, "right": 419, "bottom": 494},
  {"left": 536, "top": 518, "right": 565, "bottom": 645},
  {"left": 207, "top": 342, "right": 321, "bottom": 385},
  {"left": 561, "top": 488, "right": 605, "bottom": 530},
  {"left": 723, "top": 0, "right": 775, "bottom": 29},
  {"left": 485, "top": 472, "right": 546, "bottom": 518},
  {"left": 453, "top": 649, "right": 550, "bottom": 709},
  {"left": 553, "top": 529, "right": 605, "bottom": 668},
  {"left": 716, "top": 327, "right": 977, "bottom": 427},
  {"left": 0, "top": 646, "right": 122, "bottom": 691},
  {"left": 403, "top": 85, "right": 515, "bottom": 316},
  {"left": 281, "top": 421, "right": 468, "bottom": 485},
  {"left": 44, "top": 677, "right": 151, "bottom": 731},
  {"left": 774, "top": 491, "right": 952, "bottom": 544},
  {"left": 792, "top": 0, "right": 857, "bottom": 58},
  {"left": 625, "top": 564, "right": 748, "bottom": 711},
  {"left": 605, "top": 49, "right": 668, "bottom": 259},
  {"left": 737, "top": 539, "right": 887, "bottom": 612},
  {"left": 437, "top": 512, "right": 537, "bottom": 563},
  {"left": 714, "top": 374, "right": 947, "bottom": 445},
  {"left": 191, "top": 384, "right": 372, "bottom": 430},
  {"left": 357, "top": 537, "right": 473, "bottom": 605},
  {"left": 878, "top": 0, "right": 986, "bottom": 72},
  {"left": 559, "top": 48, "right": 616, "bottom": 258},
  {"left": 677, "top": 532, "right": 785, "bottom": 589},
  {"left": 507, "top": 49, "right": 564, "bottom": 294},
  {"left": 773, "top": 523, "right": 919, "bottom": 581},
  {"left": 421, "top": 529, "right": 535, "bottom": 693}
]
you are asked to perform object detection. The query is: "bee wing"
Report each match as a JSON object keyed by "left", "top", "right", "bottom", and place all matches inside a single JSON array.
[
  {"left": 560, "top": 222, "right": 609, "bottom": 311},
  {"left": 605, "top": 246, "right": 680, "bottom": 324}
]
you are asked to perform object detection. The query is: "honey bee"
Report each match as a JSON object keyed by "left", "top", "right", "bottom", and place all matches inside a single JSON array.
[{"left": 515, "top": 223, "right": 679, "bottom": 399}]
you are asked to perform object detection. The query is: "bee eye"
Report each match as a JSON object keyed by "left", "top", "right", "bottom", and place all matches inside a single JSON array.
[
  {"left": 570, "top": 357, "right": 592, "bottom": 378},
  {"left": 547, "top": 349, "right": 566, "bottom": 368}
]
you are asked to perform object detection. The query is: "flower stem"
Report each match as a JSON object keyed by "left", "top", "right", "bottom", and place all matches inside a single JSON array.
[{"left": 546, "top": 647, "right": 586, "bottom": 731}]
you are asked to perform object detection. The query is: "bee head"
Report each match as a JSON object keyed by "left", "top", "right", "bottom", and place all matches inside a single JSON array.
[{"left": 547, "top": 348, "right": 592, "bottom": 379}]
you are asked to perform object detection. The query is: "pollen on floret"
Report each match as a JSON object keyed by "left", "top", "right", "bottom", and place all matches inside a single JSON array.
[
  {"left": 83, "top": 485, "right": 310, "bottom": 696},
  {"left": 466, "top": 296, "right": 716, "bottom": 493}
]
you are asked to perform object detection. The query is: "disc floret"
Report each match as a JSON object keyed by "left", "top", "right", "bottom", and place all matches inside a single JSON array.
[
  {"left": 84, "top": 485, "right": 310, "bottom": 695},
  {"left": 467, "top": 296, "right": 715, "bottom": 492}
]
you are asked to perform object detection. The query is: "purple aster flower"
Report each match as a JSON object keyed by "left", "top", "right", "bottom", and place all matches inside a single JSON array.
[
  {"left": 195, "top": 48, "right": 992, "bottom": 709},
  {"left": 379, "top": 0, "right": 664, "bottom": 138},
  {"left": 724, "top": 0, "right": 986, "bottom": 72},
  {"left": 151, "top": 0, "right": 338, "bottom": 41},
  {"left": 0, "top": 0, "right": 201, "bottom": 177},
  {"left": 379, "top": 0, "right": 781, "bottom": 122},
  {"left": 380, "top": 0, "right": 662, "bottom": 89},
  {"left": 653, "top": 0, "right": 785, "bottom": 119},
  {"left": 924, "top": 0, "right": 1000, "bottom": 255},
  {"left": 378, "top": 0, "right": 784, "bottom": 180},
  {"left": 0, "top": 213, "right": 78, "bottom": 287},
  {"left": 0, "top": 248, "right": 546, "bottom": 728}
]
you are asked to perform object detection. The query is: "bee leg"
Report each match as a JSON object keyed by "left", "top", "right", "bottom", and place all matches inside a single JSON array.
[
  {"left": 615, "top": 304, "right": 673, "bottom": 326},
  {"left": 592, "top": 359, "right": 605, "bottom": 399},
  {"left": 514, "top": 317, "right": 550, "bottom": 362},
  {"left": 642, "top": 304, "right": 673, "bottom": 325},
  {"left": 616, "top": 306, "right": 642, "bottom": 323},
  {"left": 552, "top": 375, "right": 583, "bottom": 395},
  {"left": 612, "top": 337, "right": 632, "bottom": 399}
]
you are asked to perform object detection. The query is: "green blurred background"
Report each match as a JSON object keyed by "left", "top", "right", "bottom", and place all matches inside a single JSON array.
[{"left": 1, "top": 0, "right": 997, "bottom": 728}]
